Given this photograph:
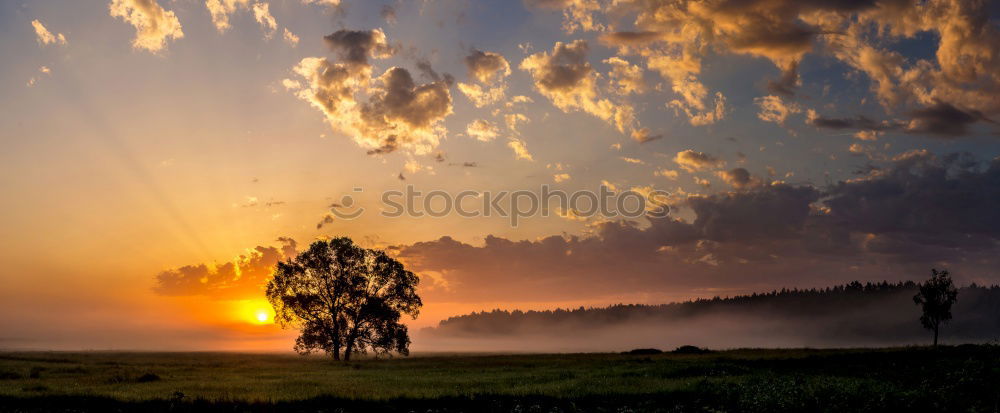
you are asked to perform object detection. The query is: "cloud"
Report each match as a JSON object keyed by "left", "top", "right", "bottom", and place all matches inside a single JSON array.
[
  {"left": 716, "top": 168, "right": 755, "bottom": 189},
  {"left": 282, "top": 28, "right": 299, "bottom": 46},
  {"left": 543, "top": 0, "right": 1000, "bottom": 136},
  {"left": 316, "top": 213, "right": 335, "bottom": 229},
  {"left": 598, "top": 31, "right": 662, "bottom": 46},
  {"left": 205, "top": 0, "right": 250, "bottom": 33},
  {"left": 655, "top": 168, "right": 679, "bottom": 179},
  {"left": 806, "top": 110, "right": 897, "bottom": 131},
  {"left": 465, "top": 49, "right": 511, "bottom": 84},
  {"left": 26, "top": 66, "right": 51, "bottom": 88},
  {"left": 285, "top": 30, "right": 453, "bottom": 154},
  {"left": 415, "top": 59, "right": 455, "bottom": 86},
  {"left": 674, "top": 150, "right": 725, "bottom": 172},
  {"left": 302, "top": 0, "right": 340, "bottom": 7},
  {"left": 507, "top": 138, "right": 534, "bottom": 161},
  {"left": 457, "top": 49, "right": 511, "bottom": 107},
  {"left": 630, "top": 127, "right": 661, "bottom": 143},
  {"left": 904, "top": 101, "right": 993, "bottom": 137},
  {"left": 397, "top": 153, "right": 1000, "bottom": 302},
  {"left": 767, "top": 61, "right": 800, "bottom": 97},
  {"left": 323, "top": 29, "right": 396, "bottom": 66},
  {"left": 853, "top": 130, "right": 881, "bottom": 141},
  {"left": 153, "top": 238, "right": 298, "bottom": 299},
  {"left": 109, "top": 0, "right": 184, "bottom": 53},
  {"left": 204, "top": 0, "right": 286, "bottom": 39},
  {"left": 755, "top": 95, "right": 801, "bottom": 125},
  {"left": 523, "top": 0, "right": 604, "bottom": 33},
  {"left": 604, "top": 57, "right": 646, "bottom": 95},
  {"left": 807, "top": 101, "right": 993, "bottom": 138},
  {"left": 466, "top": 119, "right": 499, "bottom": 142},
  {"left": 457, "top": 83, "right": 505, "bottom": 108},
  {"left": 504, "top": 113, "right": 530, "bottom": 134},
  {"left": 31, "top": 20, "right": 67, "bottom": 46},
  {"left": 360, "top": 67, "right": 453, "bottom": 152},
  {"left": 521, "top": 40, "right": 634, "bottom": 133},
  {"left": 252, "top": 2, "right": 277, "bottom": 39}
]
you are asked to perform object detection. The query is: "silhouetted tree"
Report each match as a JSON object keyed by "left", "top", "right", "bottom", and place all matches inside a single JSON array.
[
  {"left": 265, "top": 237, "right": 421, "bottom": 361},
  {"left": 913, "top": 269, "right": 958, "bottom": 346}
]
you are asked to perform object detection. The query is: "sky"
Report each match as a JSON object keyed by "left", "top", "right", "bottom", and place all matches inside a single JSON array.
[{"left": 1, "top": 0, "right": 999, "bottom": 351}]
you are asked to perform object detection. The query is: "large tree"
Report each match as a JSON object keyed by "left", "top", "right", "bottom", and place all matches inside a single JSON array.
[
  {"left": 266, "top": 237, "right": 421, "bottom": 361},
  {"left": 913, "top": 269, "right": 958, "bottom": 347}
]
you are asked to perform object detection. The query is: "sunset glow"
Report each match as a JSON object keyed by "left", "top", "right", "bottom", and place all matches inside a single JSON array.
[{"left": 2, "top": 0, "right": 1000, "bottom": 353}]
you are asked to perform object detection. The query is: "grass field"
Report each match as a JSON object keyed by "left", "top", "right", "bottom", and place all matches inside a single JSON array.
[{"left": 0, "top": 345, "right": 998, "bottom": 412}]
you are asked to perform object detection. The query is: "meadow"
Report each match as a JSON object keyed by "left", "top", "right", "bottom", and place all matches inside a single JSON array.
[{"left": 0, "top": 345, "right": 997, "bottom": 412}]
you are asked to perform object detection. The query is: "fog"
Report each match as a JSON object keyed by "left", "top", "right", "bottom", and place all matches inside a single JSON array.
[{"left": 413, "top": 285, "right": 1000, "bottom": 353}]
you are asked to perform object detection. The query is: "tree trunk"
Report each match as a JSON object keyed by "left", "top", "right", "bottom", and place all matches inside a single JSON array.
[
  {"left": 332, "top": 343, "right": 341, "bottom": 361},
  {"left": 343, "top": 324, "right": 361, "bottom": 362},
  {"left": 933, "top": 324, "right": 939, "bottom": 347}
]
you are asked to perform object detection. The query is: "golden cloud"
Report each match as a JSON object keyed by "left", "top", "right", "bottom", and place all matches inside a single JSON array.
[{"left": 109, "top": 0, "right": 184, "bottom": 53}]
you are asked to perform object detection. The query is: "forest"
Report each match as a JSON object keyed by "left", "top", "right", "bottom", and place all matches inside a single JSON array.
[{"left": 423, "top": 282, "right": 1000, "bottom": 350}]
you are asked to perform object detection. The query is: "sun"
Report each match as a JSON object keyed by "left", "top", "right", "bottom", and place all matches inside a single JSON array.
[
  {"left": 232, "top": 299, "right": 274, "bottom": 325},
  {"left": 254, "top": 309, "right": 270, "bottom": 324}
]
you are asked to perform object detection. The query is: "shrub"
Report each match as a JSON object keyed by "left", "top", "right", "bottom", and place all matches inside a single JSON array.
[
  {"left": 623, "top": 348, "right": 663, "bottom": 355},
  {"left": 672, "top": 345, "right": 712, "bottom": 354}
]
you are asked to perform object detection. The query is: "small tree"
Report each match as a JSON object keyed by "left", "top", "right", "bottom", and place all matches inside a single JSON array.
[
  {"left": 913, "top": 269, "right": 958, "bottom": 347},
  {"left": 266, "top": 237, "right": 421, "bottom": 361}
]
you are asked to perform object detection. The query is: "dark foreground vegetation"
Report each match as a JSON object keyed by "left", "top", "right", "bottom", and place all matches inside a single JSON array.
[{"left": 1, "top": 345, "right": 998, "bottom": 412}]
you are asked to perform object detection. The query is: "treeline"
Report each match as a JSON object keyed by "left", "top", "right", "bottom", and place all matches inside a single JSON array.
[{"left": 426, "top": 282, "right": 1000, "bottom": 345}]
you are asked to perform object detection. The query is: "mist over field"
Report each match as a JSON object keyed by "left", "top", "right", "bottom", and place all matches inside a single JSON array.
[{"left": 415, "top": 284, "right": 1000, "bottom": 353}]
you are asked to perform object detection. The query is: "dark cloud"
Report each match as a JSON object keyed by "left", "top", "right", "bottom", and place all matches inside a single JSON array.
[
  {"left": 523, "top": 40, "right": 591, "bottom": 91},
  {"left": 153, "top": 238, "right": 298, "bottom": 299},
  {"left": 363, "top": 67, "right": 453, "bottom": 133},
  {"left": 323, "top": 29, "right": 395, "bottom": 66},
  {"left": 316, "top": 214, "right": 335, "bottom": 229},
  {"left": 463, "top": 49, "right": 510, "bottom": 84},
  {"left": 689, "top": 184, "right": 819, "bottom": 242},
  {"left": 766, "top": 61, "right": 799, "bottom": 97},
  {"left": 416, "top": 59, "right": 455, "bottom": 86},
  {"left": 276, "top": 237, "right": 298, "bottom": 258},
  {"left": 809, "top": 101, "right": 993, "bottom": 138},
  {"left": 397, "top": 153, "right": 1000, "bottom": 302},
  {"left": 631, "top": 127, "right": 663, "bottom": 143},
  {"left": 808, "top": 114, "right": 896, "bottom": 130},
  {"left": 905, "top": 101, "right": 993, "bottom": 137},
  {"left": 717, "top": 167, "right": 753, "bottom": 188},
  {"left": 825, "top": 152, "right": 1000, "bottom": 237}
]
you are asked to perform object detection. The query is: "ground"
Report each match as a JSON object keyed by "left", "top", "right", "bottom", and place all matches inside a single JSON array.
[{"left": 0, "top": 345, "right": 998, "bottom": 412}]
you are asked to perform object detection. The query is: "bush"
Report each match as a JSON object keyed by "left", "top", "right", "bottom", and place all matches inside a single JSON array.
[
  {"left": 623, "top": 348, "right": 663, "bottom": 355},
  {"left": 136, "top": 373, "right": 161, "bottom": 383},
  {"left": 672, "top": 345, "right": 712, "bottom": 354}
]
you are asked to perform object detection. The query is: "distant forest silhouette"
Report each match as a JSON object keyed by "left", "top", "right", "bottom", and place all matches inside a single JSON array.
[{"left": 424, "top": 282, "right": 1000, "bottom": 348}]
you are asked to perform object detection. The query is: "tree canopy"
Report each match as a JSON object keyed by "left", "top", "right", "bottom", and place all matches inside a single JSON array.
[
  {"left": 266, "top": 237, "right": 421, "bottom": 361},
  {"left": 913, "top": 269, "right": 958, "bottom": 346}
]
